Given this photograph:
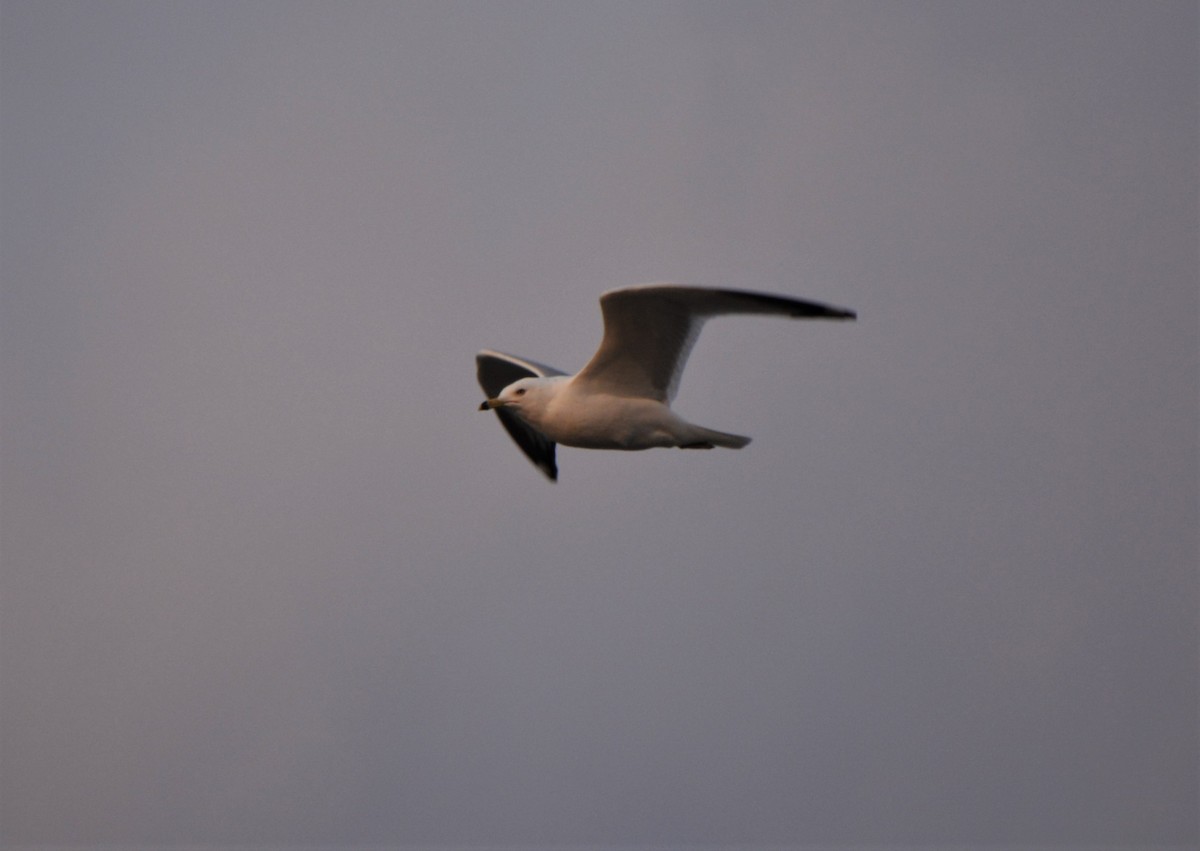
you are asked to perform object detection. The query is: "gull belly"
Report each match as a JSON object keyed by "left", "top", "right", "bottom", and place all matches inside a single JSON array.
[{"left": 540, "top": 389, "right": 682, "bottom": 450}]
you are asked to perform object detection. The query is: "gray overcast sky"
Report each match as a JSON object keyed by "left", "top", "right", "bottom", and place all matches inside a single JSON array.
[{"left": 1, "top": 1, "right": 1196, "bottom": 848}]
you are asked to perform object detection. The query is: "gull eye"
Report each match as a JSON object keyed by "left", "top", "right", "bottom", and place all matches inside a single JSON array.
[{"left": 515, "top": 387, "right": 526, "bottom": 396}]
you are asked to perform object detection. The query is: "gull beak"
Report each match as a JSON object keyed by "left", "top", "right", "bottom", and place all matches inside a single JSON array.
[{"left": 479, "top": 398, "right": 500, "bottom": 411}]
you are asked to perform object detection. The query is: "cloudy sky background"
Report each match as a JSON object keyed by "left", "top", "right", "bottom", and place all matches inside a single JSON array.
[{"left": 2, "top": 1, "right": 1196, "bottom": 848}]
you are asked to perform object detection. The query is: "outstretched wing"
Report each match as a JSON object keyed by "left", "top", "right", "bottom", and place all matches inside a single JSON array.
[
  {"left": 572, "top": 284, "right": 856, "bottom": 402},
  {"left": 476, "top": 350, "right": 566, "bottom": 481}
]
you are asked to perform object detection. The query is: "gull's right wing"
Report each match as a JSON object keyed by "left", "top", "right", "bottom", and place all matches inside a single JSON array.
[
  {"left": 476, "top": 350, "right": 566, "bottom": 481},
  {"left": 573, "top": 284, "right": 856, "bottom": 403}
]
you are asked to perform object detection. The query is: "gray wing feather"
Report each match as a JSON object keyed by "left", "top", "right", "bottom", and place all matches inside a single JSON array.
[
  {"left": 475, "top": 350, "right": 564, "bottom": 481},
  {"left": 573, "top": 284, "right": 856, "bottom": 402}
]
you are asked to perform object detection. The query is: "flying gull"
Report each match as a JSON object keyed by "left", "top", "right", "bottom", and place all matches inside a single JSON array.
[{"left": 477, "top": 284, "right": 855, "bottom": 481}]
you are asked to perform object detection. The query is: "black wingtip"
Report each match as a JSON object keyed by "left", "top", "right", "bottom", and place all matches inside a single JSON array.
[
  {"left": 725, "top": 289, "right": 855, "bottom": 320},
  {"left": 800, "top": 302, "right": 856, "bottom": 320}
]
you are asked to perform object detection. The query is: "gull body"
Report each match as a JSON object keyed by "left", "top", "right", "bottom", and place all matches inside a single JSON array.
[
  {"left": 485, "top": 375, "right": 747, "bottom": 451},
  {"left": 477, "top": 284, "right": 855, "bottom": 480}
]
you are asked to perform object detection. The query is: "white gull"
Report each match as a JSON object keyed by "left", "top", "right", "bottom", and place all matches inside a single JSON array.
[{"left": 477, "top": 283, "right": 855, "bottom": 481}]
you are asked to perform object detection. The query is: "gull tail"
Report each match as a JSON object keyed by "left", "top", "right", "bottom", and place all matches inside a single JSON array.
[{"left": 681, "top": 425, "right": 752, "bottom": 450}]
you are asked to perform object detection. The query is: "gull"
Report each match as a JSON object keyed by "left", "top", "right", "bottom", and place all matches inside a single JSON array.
[{"left": 477, "top": 284, "right": 856, "bottom": 481}]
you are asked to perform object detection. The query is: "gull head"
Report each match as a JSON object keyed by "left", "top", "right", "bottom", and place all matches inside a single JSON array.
[{"left": 478, "top": 376, "right": 553, "bottom": 414}]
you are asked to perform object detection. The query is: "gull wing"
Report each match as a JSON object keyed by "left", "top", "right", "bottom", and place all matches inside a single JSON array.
[
  {"left": 476, "top": 350, "right": 565, "bottom": 481},
  {"left": 572, "top": 284, "right": 856, "bottom": 403}
]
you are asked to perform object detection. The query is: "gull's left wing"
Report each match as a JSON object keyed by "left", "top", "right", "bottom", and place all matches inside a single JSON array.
[{"left": 476, "top": 350, "right": 565, "bottom": 481}]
